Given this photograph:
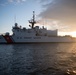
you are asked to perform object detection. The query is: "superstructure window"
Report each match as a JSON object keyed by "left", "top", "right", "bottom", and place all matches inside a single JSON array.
[
  {"left": 17, "top": 37, "right": 19, "bottom": 39},
  {"left": 17, "top": 30, "right": 19, "bottom": 32},
  {"left": 34, "top": 37, "right": 41, "bottom": 39},
  {"left": 20, "top": 37, "right": 22, "bottom": 39},
  {"left": 24, "top": 37, "right": 32, "bottom": 39}
]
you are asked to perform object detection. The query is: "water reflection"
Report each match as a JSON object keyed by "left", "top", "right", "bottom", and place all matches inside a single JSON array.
[
  {"left": 0, "top": 43, "right": 76, "bottom": 75},
  {"left": 11, "top": 44, "right": 59, "bottom": 74}
]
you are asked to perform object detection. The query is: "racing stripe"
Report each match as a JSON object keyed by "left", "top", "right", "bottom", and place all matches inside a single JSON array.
[
  {"left": 3, "top": 35, "right": 13, "bottom": 43},
  {"left": 10, "top": 36, "right": 15, "bottom": 43}
]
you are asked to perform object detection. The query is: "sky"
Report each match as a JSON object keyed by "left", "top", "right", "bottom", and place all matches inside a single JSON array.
[{"left": 0, "top": 0, "right": 76, "bottom": 37}]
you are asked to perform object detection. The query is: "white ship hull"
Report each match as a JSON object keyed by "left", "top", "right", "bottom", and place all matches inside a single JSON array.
[{"left": 0, "top": 35, "right": 76, "bottom": 44}]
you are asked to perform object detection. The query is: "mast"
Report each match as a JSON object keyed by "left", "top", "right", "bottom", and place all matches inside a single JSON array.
[{"left": 29, "top": 11, "right": 36, "bottom": 29}]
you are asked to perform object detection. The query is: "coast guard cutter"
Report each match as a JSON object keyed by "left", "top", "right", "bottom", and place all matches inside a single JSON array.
[{"left": 0, "top": 11, "right": 76, "bottom": 44}]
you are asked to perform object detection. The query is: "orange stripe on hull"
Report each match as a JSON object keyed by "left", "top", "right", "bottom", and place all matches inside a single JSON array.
[{"left": 3, "top": 35, "right": 13, "bottom": 43}]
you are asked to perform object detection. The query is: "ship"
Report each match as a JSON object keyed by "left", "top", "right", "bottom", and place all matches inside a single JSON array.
[{"left": 0, "top": 11, "right": 76, "bottom": 44}]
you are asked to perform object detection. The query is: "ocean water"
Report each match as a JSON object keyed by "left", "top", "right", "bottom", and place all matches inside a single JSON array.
[{"left": 0, "top": 43, "right": 76, "bottom": 75}]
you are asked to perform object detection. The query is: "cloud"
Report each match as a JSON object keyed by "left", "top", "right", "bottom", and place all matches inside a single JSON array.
[
  {"left": 0, "top": 0, "right": 8, "bottom": 6},
  {"left": 8, "top": 0, "right": 13, "bottom": 2},
  {"left": 0, "top": 0, "right": 27, "bottom": 6},
  {"left": 39, "top": 0, "right": 76, "bottom": 31},
  {"left": 16, "top": 0, "right": 26, "bottom": 3},
  {"left": 8, "top": 0, "right": 27, "bottom": 3}
]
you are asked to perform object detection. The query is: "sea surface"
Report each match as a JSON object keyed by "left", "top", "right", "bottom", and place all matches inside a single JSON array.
[{"left": 0, "top": 43, "right": 76, "bottom": 75}]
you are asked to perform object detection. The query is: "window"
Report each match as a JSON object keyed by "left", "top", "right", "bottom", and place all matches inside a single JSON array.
[
  {"left": 34, "top": 37, "right": 41, "bottom": 39},
  {"left": 17, "top": 29, "right": 19, "bottom": 32},
  {"left": 17, "top": 37, "right": 19, "bottom": 39},
  {"left": 24, "top": 37, "right": 32, "bottom": 39},
  {"left": 20, "top": 37, "right": 22, "bottom": 39}
]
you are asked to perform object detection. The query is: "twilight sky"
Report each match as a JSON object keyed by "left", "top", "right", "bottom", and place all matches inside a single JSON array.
[{"left": 0, "top": 0, "right": 76, "bottom": 36}]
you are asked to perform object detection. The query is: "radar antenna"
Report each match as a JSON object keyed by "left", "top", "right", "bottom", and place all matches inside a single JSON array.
[{"left": 29, "top": 11, "right": 36, "bottom": 29}]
